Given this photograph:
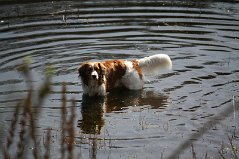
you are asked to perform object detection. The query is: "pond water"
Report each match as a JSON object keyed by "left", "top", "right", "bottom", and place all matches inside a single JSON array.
[{"left": 0, "top": 0, "right": 239, "bottom": 158}]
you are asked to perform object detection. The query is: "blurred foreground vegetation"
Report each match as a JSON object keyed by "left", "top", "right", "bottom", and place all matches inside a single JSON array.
[{"left": 1, "top": 57, "right": 77, "bottom": 159}]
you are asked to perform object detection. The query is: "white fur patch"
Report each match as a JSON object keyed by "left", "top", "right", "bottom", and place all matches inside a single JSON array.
[
  {"left": 121, "top": 61, "right": 144, "bottom": 90},
  {"left": 91, "top": 70, "right": 99, "bottom": 79},
  {"left": 83, "top": 79, "right": 107, "bottom": 96},
  {"left": 138, "top": 54, "right": 172, "bottom": 75}
]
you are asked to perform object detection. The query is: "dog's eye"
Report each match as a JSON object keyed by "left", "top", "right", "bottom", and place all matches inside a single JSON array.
[
  {"left": 94, "top": 67, "right": 99, "bottom": 71},
  {"left": 86, "top": 67, "right": 93, "bottom": 72}
]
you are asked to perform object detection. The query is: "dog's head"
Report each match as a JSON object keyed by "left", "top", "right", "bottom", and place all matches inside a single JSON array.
[{"left": 78, "top": 62, "right": 106, "bottom": 85}]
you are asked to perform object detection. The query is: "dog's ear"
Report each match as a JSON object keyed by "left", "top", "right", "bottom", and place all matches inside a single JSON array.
[
  {"left": 78, "top": 64, "right": 86, "bottom": 77},
  {"left": 98, "top": 63, "right": 106, "bottom": 75}
]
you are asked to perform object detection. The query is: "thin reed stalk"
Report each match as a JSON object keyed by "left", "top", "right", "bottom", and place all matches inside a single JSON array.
[
  {"left": 227, "top": 134, "right": 238, "bottom": 159},
  {"left": 44, "top": 129, "right": 51, "bottom": 159},
  {"left": 191, "top": 144, "right": 196, "bottom": 159},
  {"left": 60, "top": 83, "right": 77, "bottom": 159},
  {"left": 60, "top": 83, "right": 67, "bottom": 159},
  {"left": 6, "top": 103, "right": 20, "bottom": 149},
  {"left": 67, "top": 99, "right": 76, "bottom": 159},
  {"left": 17, "top": 100, "right": 28, "bottom": 159}
]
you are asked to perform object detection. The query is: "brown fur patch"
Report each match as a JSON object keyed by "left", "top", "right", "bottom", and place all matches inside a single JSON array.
[
  {"left": 79, "top": 61, "right": 126, "bottom": 91},
  {"left": 78, "top": 63, "right": 91, "bottom": 86},
  {"left": 131, "top": 60, "right": 143, "bottom": 79},
  {"left": 93, "top": 63, "right": 106, "bottom": 86},
  {"left": 102, "top": 60, "right": 126, "bottom": 91}
]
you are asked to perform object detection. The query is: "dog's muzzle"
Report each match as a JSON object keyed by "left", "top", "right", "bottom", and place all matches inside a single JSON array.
[{"left": 91, "top": 70, "right": 99, "bottom": 80}]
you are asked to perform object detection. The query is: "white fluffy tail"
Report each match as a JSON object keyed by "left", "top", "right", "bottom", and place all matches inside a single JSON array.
[{"left": 138, "top": 54, "right": 172, "bottom": 75}]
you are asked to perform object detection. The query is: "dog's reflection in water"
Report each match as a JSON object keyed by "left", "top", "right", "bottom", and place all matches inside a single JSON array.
[
  {"left": 78, "top": 89, "right": 170, "bottom": 134},
  {"left": 78, "top": 95, "right": 105, "bottom": 134}
]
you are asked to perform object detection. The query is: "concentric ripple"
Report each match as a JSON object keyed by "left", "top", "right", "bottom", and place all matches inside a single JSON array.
[{"left": 0, "top": 1, "right": 238, "bottom": 158}]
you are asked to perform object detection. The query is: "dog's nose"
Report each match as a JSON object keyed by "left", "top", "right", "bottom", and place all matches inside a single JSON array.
[{"left": 91, "top": 70, "right": 98, "bottom": 80}]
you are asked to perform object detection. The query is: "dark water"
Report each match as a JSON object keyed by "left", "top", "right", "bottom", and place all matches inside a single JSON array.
[{"left": 0, "top": 0, "right": 239, "bottom": 158}]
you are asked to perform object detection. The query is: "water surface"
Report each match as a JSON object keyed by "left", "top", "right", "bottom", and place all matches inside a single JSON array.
[{"left": 0, "top": 0, "right": 239, "bottom": 158}]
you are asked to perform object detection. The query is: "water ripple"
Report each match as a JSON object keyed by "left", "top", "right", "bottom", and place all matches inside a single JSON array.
[{"left": 0, "top": 1, "right": 239, "bottom": 158}]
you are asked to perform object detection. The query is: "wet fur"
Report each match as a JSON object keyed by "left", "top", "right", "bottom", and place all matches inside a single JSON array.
[{"left": 78, "top": 54, "right": 172, "bottom": 96}]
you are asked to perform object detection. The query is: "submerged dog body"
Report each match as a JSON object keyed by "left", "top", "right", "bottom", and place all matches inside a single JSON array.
[{"left": 78, "top": 54, "right": 172, "bottom": 96}]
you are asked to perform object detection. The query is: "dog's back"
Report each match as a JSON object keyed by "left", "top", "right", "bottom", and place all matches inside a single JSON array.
[{"left": 78, "top": 54, "right": 172, "bottom": 96}]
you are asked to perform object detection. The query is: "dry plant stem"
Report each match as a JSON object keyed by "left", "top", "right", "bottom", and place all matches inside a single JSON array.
[
  {"left": 17, "top": 101, "right": 28, "bottom": 159},
  {"left": 44, "top": 129, "right": 51, "bottom": 159},
  {"left": 23, "top": 87, "right": 40, "bottom": 159},
  {"left": 3, "top": 147, "right": 11, "bottom": 159},
  {"left": 26, "top": 89, "right": 40, "bottom": 159},
  {"left": 218, "top": 153, "right": 226, "bottom": 159},
  {"left": 7, "top": 103, "right": 20, "bottom": 149},
  {"left": 218, "top": 149, "right": 226, "bottom": 159},
  {"left": 60, "top": 83, "right": 77, "bottom": 159},
  {"left": 227, "top": 134, "right": 238, "bottom": 158},
  {"left": 205, "top": 152, "right": 208, "bottom": 159},
  {"left": 217, "top": 141, "right": 226, "bottom": 159},
  {"left": 61, "top": 83, "right": 67, "bottom": 159},
  {"left": 67, "top": 99, "right": 76, "bottom": 159},
  {"left": 191, "top": 144, "right": 196, "bottom": 159},
  {"left": 18, "top": 60, "right": 40, "bottom": 159}
]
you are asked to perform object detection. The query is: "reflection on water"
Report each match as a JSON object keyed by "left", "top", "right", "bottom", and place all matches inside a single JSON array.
[
  {"left": 78, "top": 90, "right": 170, "bottom": 134},
  {"left": 79, "top": 95, "right": 105, "bottom": 134}
]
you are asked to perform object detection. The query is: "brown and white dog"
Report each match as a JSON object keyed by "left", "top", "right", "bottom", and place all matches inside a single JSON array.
[{"left": 78, "top": 54, "right": 172, "bottom": 96}]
